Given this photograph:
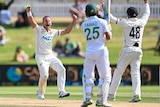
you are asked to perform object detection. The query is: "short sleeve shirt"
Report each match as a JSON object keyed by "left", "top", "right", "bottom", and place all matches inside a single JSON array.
[{"left": 81, "top": 16, "right": 110, "bottom": 52}]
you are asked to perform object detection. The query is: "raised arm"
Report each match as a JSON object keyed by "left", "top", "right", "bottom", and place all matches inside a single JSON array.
[
  {"left": 100, "top": 0, "right": 117, "bottom": 24},
  {"left": 144, "top": 0, "right": 150, "bottom": 16},
  {"left": 141, "top": 0, "right": 150, "bottom": 23},
  {"left": 144, "top": 0, "right": 148, "bottom": 4},
  {"left": 6, "top": 0, "right": 14, "bottom": 9},
  {"left": 26, "top": 5, "right": 38, "bottom": 28},
  {"left": 100, "top": 0, "right": 105, "bottom": 9},
  {"left": 60, "top": 14, "right": 77, "bottom": 36}
]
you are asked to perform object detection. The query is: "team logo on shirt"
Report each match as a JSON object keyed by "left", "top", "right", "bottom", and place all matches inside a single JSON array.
[{"left": 41, "top": 35, "right": 53, "bottom": 41}]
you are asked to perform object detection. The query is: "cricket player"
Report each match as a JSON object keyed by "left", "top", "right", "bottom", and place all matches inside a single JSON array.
[
  {"left": 101, "top": 0, "right": 150, "bottom": 102},
  {"left": 81, "top": 4, "right": 112, "bottom": 107},
  {"left": 26, "top": 5, "right": 77, "bottom": 100}
]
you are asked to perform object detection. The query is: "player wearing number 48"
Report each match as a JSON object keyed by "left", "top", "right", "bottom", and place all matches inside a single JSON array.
[{"left": 101, "top": 0, "right": 150, "bottom": 102}]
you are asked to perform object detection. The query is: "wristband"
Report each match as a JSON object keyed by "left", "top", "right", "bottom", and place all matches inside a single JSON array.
[{"left": 27, "top": 11, "right": 32, "bottom": 17}]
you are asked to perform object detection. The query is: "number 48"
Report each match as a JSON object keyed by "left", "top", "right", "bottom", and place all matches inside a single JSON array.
[{"left": 129, "top": 26, "right": 141, "bottom": 39}]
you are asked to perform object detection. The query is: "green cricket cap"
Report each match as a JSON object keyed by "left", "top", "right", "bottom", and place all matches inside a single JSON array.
[{"left": 85, "top": 4, "right": 97, "bottom": 16}]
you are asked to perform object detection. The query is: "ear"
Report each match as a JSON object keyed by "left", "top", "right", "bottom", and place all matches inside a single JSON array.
[
  {"left": 128, "top": 15, "right": 131, "bottom": 18},
  {"left": 96, "top": 11, "right": 98, "bottom": 15}
]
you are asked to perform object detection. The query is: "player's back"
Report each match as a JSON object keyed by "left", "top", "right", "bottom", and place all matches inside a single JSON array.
[
  {"left": 121, "top": 3, "right": 149, "bottom": 48},
  {"left": 81, "top": 16, "right": 109, "bottom": 52},
  {"left": 120, "top": 18, "right": 146, "bottom": 48},
  {"left": 110, "top": 2, "right": 150, "bottom": 48}
]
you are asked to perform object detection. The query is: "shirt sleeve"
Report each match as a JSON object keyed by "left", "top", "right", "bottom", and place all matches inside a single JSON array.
[
  {"left": 110, "top": 14, "right": 118, "bottom": 24},
  {"left": 33, "top": 25, "right": 40, "bottom": 37},
  {"left": 102, "top": 20, "right": 112, "bottom": 40},
  {"left": 57, "top": 30, "right": 62, "bottom": 36},
  {"left": 110, "top": 14, "right": 127, "bottom": 27},
  {"left": 102, "top": 20, "right": 110, "bottom": 32},
  {"left": 33, "top": 24, "right": 39, "bottom": 31},
  {"left": 140, "top": 3, "right": 150, "bottom": 26}
]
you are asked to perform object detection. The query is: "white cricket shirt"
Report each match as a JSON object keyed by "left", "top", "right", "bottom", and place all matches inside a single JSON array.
[
  {"left": 34, "top": 25, "right": 61, "bottom": 55},
  {"left": 81, "top": 16, "right": 110, "bottom": 52},
  {"left": 110, "top": 3, "right": 150, "bottom": 48}
]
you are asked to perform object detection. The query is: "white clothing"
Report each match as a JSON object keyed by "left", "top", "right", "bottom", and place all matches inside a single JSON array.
[
  {"left": 81, "top": 15, "right": 112, "bottom": 104},
  {"left": 109, "top": 3, "right": 150, "bottom": 97},
  {"left": 0, "top": 10, "right": 11, "bottom": 24},
  {"left": 110, "top": 3, "right": 150, "bottom": 49},
  {"left": 81, "top": 16, "right": 110, "bottom": 52},
  {"left": 34, "top": 25, "right": 66, "bottom": 96},
  {"left": 34, "top": 25, "right": 61, "bottom": 55}
]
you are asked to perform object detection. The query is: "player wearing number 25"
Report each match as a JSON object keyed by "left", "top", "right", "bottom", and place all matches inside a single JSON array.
[
  {"left": 101, "top": 0, "right": 150, "bottom": 102},
  {"left": 81, "top": 3, "right": 112, "bottom": 107}
]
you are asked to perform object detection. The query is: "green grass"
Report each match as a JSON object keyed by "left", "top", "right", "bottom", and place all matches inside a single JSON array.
[
  {"left": 0, "top": 18, "right": 160, "bottom": 64},
  {"left": 0, "top": 86, "right": 159, "bottom": 103}
]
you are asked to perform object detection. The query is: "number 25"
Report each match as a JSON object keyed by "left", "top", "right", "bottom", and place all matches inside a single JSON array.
[{"left": 85, "top": 27, "right": 100, "bottom": 40}]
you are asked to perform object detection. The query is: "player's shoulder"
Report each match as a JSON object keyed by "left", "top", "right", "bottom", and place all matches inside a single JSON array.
[
  {"left": 90, "top": 16, "right": 107, "bottom": 24},
  {"left": 81, "top": 18, "right": 90, "bottom": 27},
  {"left": 117, "top": 18, "right": 130, "bottom": 26},
  {"left": 97, "top": 17, "right": 108, "bottom": 25},
  {"left": 81, "top": 16, "right": 106, "bottom": 26},
  {"left": 34, "top": 25, "right": 40, "bottom": 30},
  {"left": 100, "top": 18, "right": 107, "bottom": 23}
]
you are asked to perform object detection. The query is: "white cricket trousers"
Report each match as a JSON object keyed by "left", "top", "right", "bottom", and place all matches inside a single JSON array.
[
  {"left": 83, "top": 47, "right": 111, "bottom": 102},
  {"left": 35, "top": 54, "right": 66, "bottom": 95},
  {"left": 109, "top": 47, "right": 142, "bottom": 97},
  {"left": 84, "top": 47, "right": 111, "bottom": 82}
]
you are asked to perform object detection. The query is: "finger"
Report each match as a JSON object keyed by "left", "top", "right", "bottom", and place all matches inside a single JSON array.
[{"left": 72, "top": 14, "right": 77, "bottom": 18}]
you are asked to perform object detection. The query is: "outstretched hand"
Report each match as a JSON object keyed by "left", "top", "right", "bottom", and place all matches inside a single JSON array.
[
  {"left": 25, "top": 5, "right": 31, "bottom": 12},
  {"left": 72, "top": 14, "right": 78, "bottom": 22},
  {"left": 144, "top": 0, "right": 148, "bottom": 3},
  {"left": 100, "top": 0, "right": 105, "bottom": 9}
]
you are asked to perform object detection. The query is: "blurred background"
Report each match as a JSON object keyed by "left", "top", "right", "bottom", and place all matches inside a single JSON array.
[
  {"left": 0, "top": 0, "right": 159, "bottom": 86},
  {"left": 7, "top": 0, "right": 160, "bottom": 18}
]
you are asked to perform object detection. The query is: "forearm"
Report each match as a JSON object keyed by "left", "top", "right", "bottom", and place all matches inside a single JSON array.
[
  {"left": 27, "top": 11, "right": 37, "bottom": 28},
  {"left": 141, "top": 2, "right": 150, "bottom": 24},
  {"left": 6, "top": 0, "right": 14, "bottom": 9},
  {"left": 61, "top": 20, "right": 76, "bottom": 35}
]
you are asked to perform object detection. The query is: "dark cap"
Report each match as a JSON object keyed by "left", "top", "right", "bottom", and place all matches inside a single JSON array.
[
  {"left": 127, "top": 7, "right": 138, "bottom": 17},
  {"left": 65, "top": 37, "right": 70, "bottom": 41},
  {"left": 85, "top": 4, "right": 97, "bottom": 17},
  {"left": 17, "top": 45, "right": 21, "bottom": 49}
]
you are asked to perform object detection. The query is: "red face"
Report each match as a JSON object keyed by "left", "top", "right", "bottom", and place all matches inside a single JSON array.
[{"left": 43, "top": 16, "right": 52, "bottom": 28}]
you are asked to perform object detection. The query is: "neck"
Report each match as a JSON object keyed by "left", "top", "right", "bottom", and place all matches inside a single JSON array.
[{"left": 44, "top": 26, "right": 51, "bottom": 32}]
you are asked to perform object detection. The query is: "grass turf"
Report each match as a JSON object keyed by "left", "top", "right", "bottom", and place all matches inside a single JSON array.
[{"left": 0, "top": 86, "right": 159, "bottom": 103}]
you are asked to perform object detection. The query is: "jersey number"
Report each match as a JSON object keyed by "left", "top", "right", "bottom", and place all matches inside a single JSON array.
[
  {"left": 85, "top": 27, "right": 100, "bottom": 40},
  {"left": 129, "top": 27, "right": 141, "bottom": 39}
]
